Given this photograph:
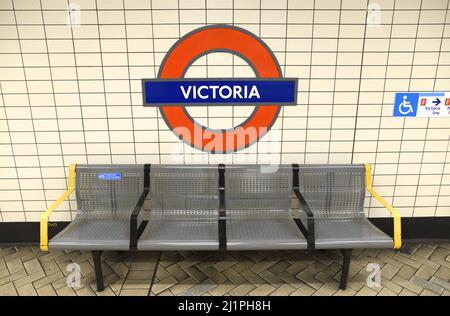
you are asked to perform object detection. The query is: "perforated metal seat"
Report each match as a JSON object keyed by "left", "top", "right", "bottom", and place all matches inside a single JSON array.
[
  {"left": 49, "top": 219, "right": 131, "bottom": 251},
  {"left": 225, "top": 165, "right": 307, "bottom": 250},
  {"left": 314, "top": 218, "right": 392, "bottom": 249},
  {"left": 298, "top": 164, "right": 393, "bottom": 249},
  {"left": 49, "top": 165, "right": 144, "bottom": 251},
  {"left": 138, "top": 165, "right": 220, "bottom": 250}
]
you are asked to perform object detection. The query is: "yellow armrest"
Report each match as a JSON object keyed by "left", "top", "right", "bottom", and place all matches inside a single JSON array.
[
  {"left": 40, "top": 164, "right": 76, "bottom": 251},
  {"left": 364, "top": 163, "right": 402, "bottom": 249}
]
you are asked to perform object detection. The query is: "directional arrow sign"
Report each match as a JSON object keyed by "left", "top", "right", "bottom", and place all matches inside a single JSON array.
[
  {"left": 393, "top": 92, "right": 450, "bottom": 117},
  {"left": 432, "top": 98, "right": 441, "bottom": 106}
]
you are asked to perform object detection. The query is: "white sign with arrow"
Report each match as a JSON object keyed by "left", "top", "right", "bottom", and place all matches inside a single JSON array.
[{"left": 393, "top": 92, "right": 450, "bottom": 117}]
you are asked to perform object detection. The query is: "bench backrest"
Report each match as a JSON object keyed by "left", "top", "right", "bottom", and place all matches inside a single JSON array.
[
  {"left": 297, "top": 165, "right": 366, "bottom": 220},
  {"left": 150, "top": 165, "right": 219, "bottom": 219},
  {"left": 74, "top": 164, "right": 366, "bottom": 221},
  {"left": 75, "top": 165, "right": 145, "bottom": 219},
  {"left": 225, "top": 165, "right": 293, "bottom": 218}
]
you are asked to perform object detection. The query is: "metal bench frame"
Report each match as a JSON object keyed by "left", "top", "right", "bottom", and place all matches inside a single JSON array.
[{"left": 41, "top": 163, "right": 401, "bottom": 292}]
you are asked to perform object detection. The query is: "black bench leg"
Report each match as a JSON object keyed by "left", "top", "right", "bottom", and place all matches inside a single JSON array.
[
  {"left": 92, "top": 251, "right": 105, "bottom": 292},
  {"left": 340, "top": 249, "right": 352, "bottom": 290}
]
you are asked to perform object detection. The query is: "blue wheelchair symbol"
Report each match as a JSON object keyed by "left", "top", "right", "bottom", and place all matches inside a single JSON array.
[{"left": 393, "top": 93, "right": 419, "bottom": 117}]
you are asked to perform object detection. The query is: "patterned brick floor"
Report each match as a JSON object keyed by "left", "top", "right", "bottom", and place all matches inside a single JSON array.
[{"left": 0, "top": 243, "right": 449, "bottom": 296}]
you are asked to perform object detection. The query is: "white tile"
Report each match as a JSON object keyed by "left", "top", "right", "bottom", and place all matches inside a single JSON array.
[{"left": 1, "top": 4, "right": 450, "bottom": 222}]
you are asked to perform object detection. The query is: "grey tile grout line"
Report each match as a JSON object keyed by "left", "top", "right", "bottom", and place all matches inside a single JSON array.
[
  {"left": 11, "top": 1, "right": 49, "bottom": 221},
  {"left": 369, "top": 0, "right": 397, "bottom": 218},
  {"left": 279, "top": 0, "right": 289, "bottom": 165},
  {"left": 412, "top": 0, "right": 450, "bottom": 217},
  {"left": 1, "top": 63, "right": 450, "bottom": 68},
  {"left": 3, "top": 49, "right": 450, "bottom": 56},
  {"left": 2, "top": 46, "right": 450, "bottom": 52},
  {"left": 204, "top": 0, "right": 209, "bottom": 165},
  {"left": 0, "top": 157, "right": 449, "bottom": 167},
  {"left": 350, "top": 0, "right": 370, "bottom": 165},
  {"left": 434, "top": 137, "right": 450, "bottom": 217},
  {"left": 3, "top": 75, "right": 450, "bottom": 80},
  {"left": 2, "top": 22, "right": 450, "bottom": 26},
  {"left": 434, "top": 1, "right": 450, "bottom": 216},
  {"left": 326, "top": 0, "right": 343, "bottom": 165},
  {"left": 2, "top": 8, "right": 450, "bottom": 12},
  {"left": 66, "top": 0, "right": 89, "bottom": 171},
  {"left": 94, "top": 0, "right": 113, "bottom": 163},
  {"left": 1, "top": 20, "right": 449, "bottom": 26},
  {"left": 2, "top": 127, "right": 450, "bottom": 134},
  {"left": 147, "top": 251, "right": 162, "bottom": 297},
  {"left": 0, "top": 152, "right": 448, "bottom": 160},
  {"left": 413, "top": 0, "right": 450, "bottom": 218},
  {"left": 2, "top": 114, "right": 450, "bottom": 119},
  {"left": 122, "top": 0, "right": 137, "bottom": 165},
  {"left": 1, "top": 87, "right": 450, "bottom": 93},
  {"left": 254, "top": 0, "right": 260, "bottom": 164},
  {"left": 38, "top": 0, "right": 68, "bottom": 219},
  {"left": 7, "top": 139, "right": 450, "bottom": 145},
  {"left": 176, "top": 0, "right": 186, "bottom": 165},
  {"left": 0, "top": 82, "right": 24, "bottom": 222},
  {"left": 62, "top": 0, "right": 85, "bottom": 217},
  {"left": 303, "top": 0, "right": 316, "bottom": 163},
  {"left": 149, "top": 0, "right": 161, "bottom": 165},
  {"left": 392, "top": 0, "right": 423, "bottom": 218},
  {"left": 413, "top": 0, "right": 450, "bottom": 217}
]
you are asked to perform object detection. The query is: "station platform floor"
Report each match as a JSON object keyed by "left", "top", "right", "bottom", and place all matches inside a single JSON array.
[{"left": 0, "top": 243, "right": 449, "bottom": 296}]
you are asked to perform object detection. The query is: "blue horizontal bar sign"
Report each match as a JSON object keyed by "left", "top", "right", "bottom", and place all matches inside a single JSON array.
[
  {"left": 98, "top": 173, "right": 122, "bottom": 181},
  {"left": 142, "top": 78, "right": 298, "bottom": 106}
]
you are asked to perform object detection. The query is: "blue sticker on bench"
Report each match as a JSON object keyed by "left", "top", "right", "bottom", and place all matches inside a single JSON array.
[{"left": 98, "top": 173, "right": 122, "bottom": 181}]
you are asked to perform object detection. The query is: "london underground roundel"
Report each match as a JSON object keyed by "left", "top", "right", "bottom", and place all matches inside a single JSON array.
[{"left": 142, "top": 25, "right": 297, "bottom": 153}]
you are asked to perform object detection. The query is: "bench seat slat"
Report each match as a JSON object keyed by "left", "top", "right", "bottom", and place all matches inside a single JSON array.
[
  {"left": 138, "top": 219, "right": 219, "bottom": 251},
  {"left": 49, "top": 218, "right": 130, "bottom": 251},
  {"left": 227, "top": 218, "right": 307, "bottom": 250},
  {"left": 314, "top": 218, "right": 392, "bottom": 249}
]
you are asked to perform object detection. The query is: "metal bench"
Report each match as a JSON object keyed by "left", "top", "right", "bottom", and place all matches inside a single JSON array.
[{"left": 41, "top": 163, "right": 401, "bottom": 292}]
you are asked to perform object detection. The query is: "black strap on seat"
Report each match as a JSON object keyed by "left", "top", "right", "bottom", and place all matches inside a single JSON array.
[
  {"left": 292, "top": 164, "right": 315, "bottom": 250},
  {"left": 130, "top": 164, "right": 151, "bottom": 251},
  {"left": 218, "top": 164, "right": 227, "bottom": 251}
]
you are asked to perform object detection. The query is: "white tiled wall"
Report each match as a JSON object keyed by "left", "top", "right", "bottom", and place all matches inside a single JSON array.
[{"left": 0, "top": 0, "right": 449, "bottom": 222}]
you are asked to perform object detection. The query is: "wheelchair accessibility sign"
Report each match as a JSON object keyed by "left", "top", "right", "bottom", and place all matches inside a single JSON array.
[
  {"left": 394, "top": 92, "right": 450, "bottom": 117},
  {"left": 142, "top": 25, "right": 298, "bottom": 153}
]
